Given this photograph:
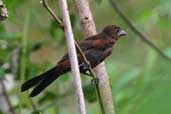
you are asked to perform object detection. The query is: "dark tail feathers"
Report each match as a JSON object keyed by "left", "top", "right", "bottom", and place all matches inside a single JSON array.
[{"left": 21, "top": 65, "right": 63, "bottom": 97}]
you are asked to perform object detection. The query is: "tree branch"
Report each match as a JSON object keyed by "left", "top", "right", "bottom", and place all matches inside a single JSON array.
[
  {"left": 40, "top": 0, "right": 63, "bottom": 29},
  {"left": 73, "top": 0, "right": 115, "bottom": 114},
  {"left": 58, "top": 0, "right": 86, "bottom": 114},
  {"left": 109, "top": 0, "right": 170, "bottom": 60},
  {"left": 41, "top": 1, "right": 113, "bottom": 114}
]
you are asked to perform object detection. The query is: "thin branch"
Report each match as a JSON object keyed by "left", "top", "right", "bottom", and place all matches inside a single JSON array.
[
  {"left": 109, "top": 0, "right": 170, "bottom": 60},
  {"left": 0, "top": 80, "right": 16, "bottom": 114},
  {"left": 75, "top": 43, "right": 105, "bottom": 114},
  {"left": 41, "top": 0, "right": 63, "bottom": 29},
  {"left": 58, "top": 0, "right": 86, "bottom": 114},
  {"left": 40, "top": 1, "right": 105, "bottom": 113}
]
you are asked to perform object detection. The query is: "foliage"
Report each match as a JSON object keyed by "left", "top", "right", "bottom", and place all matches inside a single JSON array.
[{"left": 0, "top": 0, "right": 171, "bottom": 114}]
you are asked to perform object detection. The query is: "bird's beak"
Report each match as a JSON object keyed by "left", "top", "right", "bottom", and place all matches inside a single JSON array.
[{"left": 118, "top": 30, "right": 127, "bottom": 37}]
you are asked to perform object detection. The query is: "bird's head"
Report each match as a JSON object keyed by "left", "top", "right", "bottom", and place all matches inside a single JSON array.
[{"left": 102, "top": 25, "right": 127, "bottom": 40}]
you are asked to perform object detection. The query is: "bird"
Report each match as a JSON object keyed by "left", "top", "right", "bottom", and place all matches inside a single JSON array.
[{"left": 21, "top": 25, "right": 127, "bottom": 97}]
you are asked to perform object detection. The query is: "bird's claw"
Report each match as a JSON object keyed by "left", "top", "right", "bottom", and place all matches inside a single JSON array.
[
  {"left": 91, "top": 78, "right": 99, "bottom": 84},
  {"left": 79, "top": 61, "right": 91, "bottom": 71}
]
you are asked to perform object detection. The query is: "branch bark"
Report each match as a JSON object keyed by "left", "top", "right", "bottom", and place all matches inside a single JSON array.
[
  {"left": 41, "top": 0, "right": 114, "bottom": 113},
  {"left": 74, "top": 0, "right": 115, "bottom": 114},
  {"left": 58, "top": 0, "right": 86, "bottom": 114}
]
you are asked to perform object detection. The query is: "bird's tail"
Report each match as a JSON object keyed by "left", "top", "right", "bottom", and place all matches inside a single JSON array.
[{"left": 21, "top": 64, "right": 68, "bottom": 97}]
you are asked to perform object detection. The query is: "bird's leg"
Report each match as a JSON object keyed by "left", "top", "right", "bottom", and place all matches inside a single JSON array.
[
  {"left": 79, "top": 62, "right": 99, "bottom": 84},
  {"left": 81, "top": 71, "right": 92, "bottom": 77},
  {"left": 82, "top": 70, "right": 99, "bottom": 84},
  {"left": 91, "top": 77, "right": 99, "bottom": 84},
  {"left": 80, "top": 61, "right": 91, "bottom": 70},
  {"left": 79, "top": 62, "right": 92, "bottom": 77}
]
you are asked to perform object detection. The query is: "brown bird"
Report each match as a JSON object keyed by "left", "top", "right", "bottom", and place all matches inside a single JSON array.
[{"left": 21, "top": 25, "right": 126, "bottom": 97}]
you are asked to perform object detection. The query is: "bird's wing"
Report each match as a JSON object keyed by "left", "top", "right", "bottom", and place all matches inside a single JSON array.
[
  {"left": 82, "top": 47, "right": 112, "bottom": 68},
  {"left": 78, "top": 34, "right": 104, "bottom": 51},
  {"left": 79, "top": 47, "right": 112, "bottom": 76},
  {"left": 58, "top": 34, "right": 104, "bottom": 64}
]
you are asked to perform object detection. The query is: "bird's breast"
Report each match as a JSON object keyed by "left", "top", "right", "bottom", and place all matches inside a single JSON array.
[
  {"left": 92, "top": 39, "right": 106, "bottom": 48},
  {"left": 108, "top": 39, "right": 116, "bottom": 45}
]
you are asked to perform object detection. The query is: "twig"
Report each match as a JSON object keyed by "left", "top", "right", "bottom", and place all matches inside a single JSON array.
[
  {"left": 0, "top": 80, "right": 16, "bottom": 114},
  {"left": 109, "top": 0, "right": 170, "bottom": 60},
  {"left": 58, "top": 0, "right": 86, "bottom": 114},
  {"left": 40, "top": 0, "right": 88, "bottom": 70},
  {"left": 40, "top": 0, "right": 63, "bottom": 29},
  {"left": 75, "top": 43, "right": 105, "bottom": 114},
  {"left": 41, "top": 0, "right": 106, "bottom": 114}
]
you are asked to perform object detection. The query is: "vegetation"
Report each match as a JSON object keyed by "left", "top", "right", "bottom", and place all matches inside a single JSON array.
[{"left": 0, "top": 0, "right": 171, "bottom": 114}]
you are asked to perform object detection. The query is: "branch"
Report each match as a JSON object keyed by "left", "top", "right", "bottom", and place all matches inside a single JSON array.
[
  {"left": 73, "top": 0, "right": 115, "bottom": 114},
  {"left": 40, "top": 0, "right": 63, "bottom": 29},
  {"left": 0, "top": 79, "right": 16, "bottom": 114},
  {"left": 109, "top": 0, "right": 170, "bottom": 60},
  {"left": 58, "top": 0, "right": 86, "bottom": 114},
  {"left": 41, "top": 1, "right": 110, "bottom": 114},
  {"left": 75, "top": 43, "right": 105, "bottom": 114},
  {"left": 40, "top": 1, "right": 92, "bottom": 73}
]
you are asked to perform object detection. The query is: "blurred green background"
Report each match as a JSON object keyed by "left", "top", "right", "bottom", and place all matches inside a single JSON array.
[{"left": 0, "top": 0, "right": 171, "bottom": 114}]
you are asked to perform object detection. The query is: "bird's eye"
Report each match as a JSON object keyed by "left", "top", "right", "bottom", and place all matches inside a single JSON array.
[{"left": 115, "top": 27, "right": 120, "bottom": 33}]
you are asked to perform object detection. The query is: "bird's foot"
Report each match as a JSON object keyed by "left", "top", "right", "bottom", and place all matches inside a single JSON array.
[
  {"left": 79, "top": 61, "right": 91, "bottom": 71},
  {"left": 91, "top": 77, "right": 99, "bottom": 84}
]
